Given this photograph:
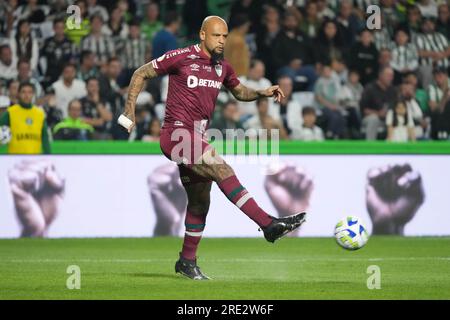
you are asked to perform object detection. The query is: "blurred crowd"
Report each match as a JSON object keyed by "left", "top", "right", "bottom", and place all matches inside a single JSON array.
[{"left": 1, "top": 0, "right": 450, "bottom": 142}]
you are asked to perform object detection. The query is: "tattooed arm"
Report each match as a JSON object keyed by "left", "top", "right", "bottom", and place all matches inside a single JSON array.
[
  {"left": 229, "top": 83, "right": 285, "bottom": 103},
  {"left": 122, "top": 62, "right": 159, "bottom": 132}
]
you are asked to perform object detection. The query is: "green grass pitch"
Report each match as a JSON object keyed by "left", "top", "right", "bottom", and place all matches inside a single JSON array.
[{"left": 0, "top": 237, "right": 449, "bottom": 299}]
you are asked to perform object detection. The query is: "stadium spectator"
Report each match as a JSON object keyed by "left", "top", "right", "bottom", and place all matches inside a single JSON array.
[
  {"left": 437, "top": 3, "right": 450, "bottom": 39},
  {"left": 77, "top": 50, "right": 100, "bottom": 82},
  {"left": 236, "top": 59, "right": 272, "bottom": 119},
  {"left": 272, "top": 12, "right": 316, "bottom": 91},
  {"left": 316, "top": 0, "right": 336, "bottom": 20},
  {"left": 347, "top": 29, "right": 379, "bottom": 85},
  {"left": 80, "top": 14, "right": 115, "bottom": 67},
  {"left": 224, "top": 14, "right": 251, "bottom": 77},
  {"left": 386, "top": 100, "right": 416, "bottom": 142},
  {"left": 400, "top": 82, "right": 427, "bottom": 139},
  {"left": 243, "top": 97, "right": 288, "bottom": 140},
  {"left": 300, "top": 1, "right": 321, "bottom": 39},
  {"left": 372, "top": 19, "right": 394, "bottom": 51},
  {"left": 47, "top": 0, "right": 70, "bottom": 22},
  {"left": 0, "top": 0, "right": 17, "bottom": 38},
  {"left": 380, "top": 0, "right": 400, "bottom": 35},
  {"left": 0, "top": 82, "right": 50, "bottom": 154},
  {"left": 98, "top": 57, "right": 125, "bottom": 107},
  {"left": 40, "top": 87, "right": 63, "bottom": 130},
  {"left": 53, "top": 99, "right": 94, "bottom": 141},
  {"left": 41, "top": 19, "right": 76, "bottom": 89},
  {"left": 86, "top": 0, "right": 109, "bottom": 22},
  {"left": 255, "top": 5, "right": 281, "bottom": 82},
  {"left": 229, "top": 0, "right": 264, "bottom": 34},
  {"left": 210, "top": 100, "right": 244, "bottom": 136},
  {"left": 298, "top": 1, "right": 321, "bottom": 39},
  {"left": 0, "top": 45, "right": 18, "bottom": 83},
  {"left": 314, "top": 64, "right": 345, "bottom": 139},
  {"left": 119, "top": 20, "right": 151, "bottom": 85},
  {"left": 378, "top": 48, "right": 393, "bottom": 69},
  {"left": 340, "top": 69, "right": 363, "bottom": 139},
  {"left": 181, "top": 0, "right": 208, "bottom": 41},
  {"left": 141, "top": 2, "right": 163, "bottom": 43},
  {"left": 79, "top": 77, "right": 112, "bottom": 139},
  {"left": 428, "top": 66, "right": 450, "bottom": 139},
  {"left": 13, "top": 0, "right": 48, "bottom": 22},
  {"left": 415, "top": 17, "right": 449, "bottom": 89},
  {"left": 65, "top": 0, "right": 91, "bottom": 46},
  {"left": 360, "top": 66, "right": 397, "bottom": 140},
  {"left": 390, "top": 28, "right": 419, "bottom": 85},
  {"left": 142, "top": 117, "right": 161, "bottom": 142},
  {"left": 5, "top": 79, "right": 19, "bottom": 106},
  {"left": 398, "top": 5, "right": 423, "bottom": 41},
  {"left": 16, "top": 59, "right": 43, "bottom": 104},
  {"left": 152, "top": 11, "right": 181, "bottom": 59},
  {"left": 98, "top": 57, "right": 126, "bottom": 139},
  {"left": 102, "top": 5, "right": 129, "bottom": 39},
  {"left": 336, "top": 0, "right": 361, "bottom": 47},
  {"left": 273, "top": 75, "right": 302, "bottom": 136},
  {"left": 315, "top": 19, "right": 345, "bottom": 66},
  {"left": 403, "top": 72, "right": 429, "bottom": 112},
  {"left": 10, "top": 19, "right": 39, "bottom": 72},
  {"left": 290, "top": 106, "right": 325, "bottom": 141},
  {"left": 51, "top": 63, "right": 87, "bottom": 118}
]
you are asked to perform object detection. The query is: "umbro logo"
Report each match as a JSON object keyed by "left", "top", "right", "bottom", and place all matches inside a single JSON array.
[
  {"left": 190, "top": 63, "right": 200, "bottom": 71},
  {"left": 187, "top": 54, "right": 200, "bottom": 60}
]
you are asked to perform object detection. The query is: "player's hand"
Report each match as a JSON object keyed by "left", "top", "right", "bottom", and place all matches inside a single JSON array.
[
  {"left": 147, "top": 163, "right": 188, "bottom": 236},
  {"left": 118, "top": 112, "right": 136, "bottom": 133},
  {"left": 260, "top": 85, "right": 285, "bottom": 103},
  {"left": 8, "top": 160, "right": 65, "bottom": 237},
  {"left": 366, "top": 164, "right": 425, "bottom": 235},
  {"left": 264, "top": 162, "right": 313, "bottom": 218}
]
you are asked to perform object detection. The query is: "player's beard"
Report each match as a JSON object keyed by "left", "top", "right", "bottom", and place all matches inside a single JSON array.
[{"left": 211, "top": 49, "right": 224, "bottom": 64}]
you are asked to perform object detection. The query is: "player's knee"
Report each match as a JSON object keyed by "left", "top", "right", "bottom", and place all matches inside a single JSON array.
[
  {"left": 187, "top": 199, "right": 210, "bottom": 216},
  {"left": 215, "top": 164, "right": 235, "bottom": 182}
]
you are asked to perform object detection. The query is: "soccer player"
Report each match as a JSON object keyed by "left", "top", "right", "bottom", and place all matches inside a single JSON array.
[
  {"left": 120, "top": 16, "right": 306, "bottom": 280},
  {"left": 0, "top": 82, "right": 51, "bottom": 154}
]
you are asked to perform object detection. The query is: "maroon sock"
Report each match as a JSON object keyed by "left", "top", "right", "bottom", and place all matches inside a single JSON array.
[
  {"left": 218, "top": 175, "right": 273, "bottom": 228},
  {"left": 181, "top": 210, "right": 207, "bottom": 261}
]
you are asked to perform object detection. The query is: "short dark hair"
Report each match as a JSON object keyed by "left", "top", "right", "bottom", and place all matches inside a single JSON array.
[
  {"left": 223, "top": 100, "right": 238, "bottom": 110},
  {"left": 53, "top": 18, "right": 65, "bottom": 26},
  {"left": 128, "top": 18, "right": 141, "bottom": 27},
  {"left": 164, "top": 11, "right": 180, "bottom": 26},
  {"left": 302, "top": 106, "right": 316, "bottom": 117},
  {"left": 19, "top": 81, "right": 35, "bottom": 92},
  {"left": 85, "top": 76, "right": 99, "bottom": 84},
  {"left": 80, "top": 50, "right": 94, "bottom": 63},
  {"left": 17, "top": 58, "right": 30, "bottom": 69},
  {"left": 63, "top": 62, "right": 77, "bottom": 70},
  {"left": 108, "top": 56, "right": 121, "bottom": 64},
  {"left": 0, "top": 44, "right": 11, "bottom": 54},
  {"left": 250, "top": 59, "right": 264, "bottom": 69}
]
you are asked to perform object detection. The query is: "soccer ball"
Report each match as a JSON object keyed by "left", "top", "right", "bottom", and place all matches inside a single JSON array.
[
  {"left": 334, "top": 216, "right": 369, "bottom": 250},
  {"left": 0, "top": 126, "right": 11, "bottom": 145}
]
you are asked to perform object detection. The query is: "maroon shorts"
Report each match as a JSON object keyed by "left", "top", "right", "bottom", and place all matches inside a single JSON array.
[{"left": 160, "top": 126, "right": 213, "bottom": 185}]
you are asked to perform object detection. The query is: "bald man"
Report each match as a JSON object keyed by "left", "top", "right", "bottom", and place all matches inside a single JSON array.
[{"left": 120, "top": 16, "right": 306, "bottom": 280}]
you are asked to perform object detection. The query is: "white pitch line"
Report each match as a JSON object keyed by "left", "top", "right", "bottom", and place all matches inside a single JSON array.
[{"left": 0, "top": 257, "right": 449, "bottom": 263}]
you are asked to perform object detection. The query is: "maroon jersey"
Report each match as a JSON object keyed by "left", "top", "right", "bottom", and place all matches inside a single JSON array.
[{"left": 151, "top": 44, "right": 240, "bottom": 130}]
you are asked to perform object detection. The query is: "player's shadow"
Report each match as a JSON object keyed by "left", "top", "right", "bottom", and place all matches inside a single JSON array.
[{"left": 128, "top": 272, "right": 180, "bottom": 280}]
